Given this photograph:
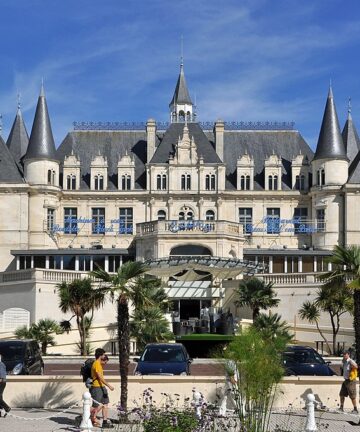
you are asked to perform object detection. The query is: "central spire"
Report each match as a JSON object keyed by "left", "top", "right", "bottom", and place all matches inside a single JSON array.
[{"left": 169, "top": 59, "right": 195, "bottom": 123}]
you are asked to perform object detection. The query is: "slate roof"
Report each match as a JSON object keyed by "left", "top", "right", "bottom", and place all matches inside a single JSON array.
[
  {"left": 313, "top": 87, "right": 347, "bottom": 161},
  {"left": 0, "top": 135, "right": 25, "bottom": 183},
  {"left": 6, "top": 109, "right": 29, "bottom": 166},
  {"left": 348, "top": 149, "right": 360, "bottom": 184},
  {"left": 150, "top": 122, "right": 221, "bottom": 164},
  {"left": 342, "top": 112, "right": 360, "bottom": 165},
  {"left": 169, "top": 64, "right": 193, "bottom": 107},
  {"left": 25, "top": 86, "right": 57, "bottom": 161},
  {"left": 56, "top": 130, "right": 156, "bottom": 190},
  {"left": 205, "top": 129, "right": 313, "bottom": 190}
]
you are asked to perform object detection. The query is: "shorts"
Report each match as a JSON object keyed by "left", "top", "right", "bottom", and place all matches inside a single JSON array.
[
  {"left": 340, "top": 380, "right": 357, "bottom": 399},
  {"left": 90, "top": 386, "right": 109, "bottom": 408}
]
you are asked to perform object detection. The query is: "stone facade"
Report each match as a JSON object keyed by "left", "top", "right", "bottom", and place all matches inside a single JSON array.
[{"left": 0, "top": 65, "right": 359, "bottom": 353}]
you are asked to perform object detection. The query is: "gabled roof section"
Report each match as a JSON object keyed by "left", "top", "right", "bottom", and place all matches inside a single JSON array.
[
  {"left": 6, "top": 109, "right": 29, "bottom": 164},
  {"left": 0, "top": 135, "right": 24, "bottom": 183},
  {"left": 150, "top": 122, "right": 221, "bottom": 164},
  {"left": 209, "top": 129, "right": 313, "bottom": 190},
  {"left": 313, "top": 87, "right": 347, "bottom": 161},
  {"left": 342, "top": 111, "right": 360, "bottom": 165},
  {"left": 24, "top": 85, "right": 57, "bottom": 160},
  {"left": 169, "top": 63, "right": 193, "bottom": 107},
  {"left": 56, "top": 130, "right": 152, "bottom": 190}
]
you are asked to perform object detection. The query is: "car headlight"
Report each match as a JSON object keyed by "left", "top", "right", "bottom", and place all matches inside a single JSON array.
[
  {"left": 12, "top": 363, "right": 24, "bottom": 375},
  {"left": 180, "top": 372, "right": 188, "bottom": 376}
]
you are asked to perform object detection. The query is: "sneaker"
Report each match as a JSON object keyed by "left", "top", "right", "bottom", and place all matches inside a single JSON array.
[
  {"left": 351, "top": 408, "right": 359, "bottom": 414},
  {"left": 3, "top": 408, "right": 11, "bottom": 418},
  {"left": 338, "top": 407, "right": 344, "bottom": 412},
  {"left": 102, "top": 420, "right": 113, "bottom": 428}
]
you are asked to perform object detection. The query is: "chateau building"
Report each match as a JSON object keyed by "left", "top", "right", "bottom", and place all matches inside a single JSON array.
[{"left": 0, "top": 63, "right": 359, "bottom": 352}]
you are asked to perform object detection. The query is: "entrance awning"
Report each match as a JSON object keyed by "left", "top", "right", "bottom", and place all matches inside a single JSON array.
[{"left": 144, "top": 256, "right": 264, "bottom": 279}]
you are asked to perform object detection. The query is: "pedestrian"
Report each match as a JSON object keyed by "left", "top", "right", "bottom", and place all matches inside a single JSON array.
[
  {"left": 0, "top": 354, "right": 11, "bottom": 417},
  {"left": 90, "top": 352, "right": 114, "bottom": 428},
  {"left": 339, "top": 350, "right": 358, "bottom": 413}
]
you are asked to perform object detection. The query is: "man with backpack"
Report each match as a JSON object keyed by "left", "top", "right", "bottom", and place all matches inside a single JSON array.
[{"left": 89, "top": 349, "right": 114, "bottom": 428}]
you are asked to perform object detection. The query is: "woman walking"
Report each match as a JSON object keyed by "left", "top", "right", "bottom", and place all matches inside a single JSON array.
[{"left": 0, "top": 354, "right": 11, "bottom": 417}]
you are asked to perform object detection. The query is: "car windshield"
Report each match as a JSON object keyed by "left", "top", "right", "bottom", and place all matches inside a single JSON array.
[
  {"left": 0, "top": 343, "right": 25, "bottom": 362},
  {"left": 141, "top": 346, "right": 185, "bottom": 362},
  {"left": 283, "top": 349, "right": 324, "bottom": 365}
]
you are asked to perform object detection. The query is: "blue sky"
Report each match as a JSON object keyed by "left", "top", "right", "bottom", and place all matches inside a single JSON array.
[{"left": 1, "top": 0, "right": 360, "bottom": 149}]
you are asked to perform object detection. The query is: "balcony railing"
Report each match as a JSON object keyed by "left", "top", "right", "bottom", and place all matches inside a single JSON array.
[{"left": 136, "top": 220, "right": 243, "bottom": 237}]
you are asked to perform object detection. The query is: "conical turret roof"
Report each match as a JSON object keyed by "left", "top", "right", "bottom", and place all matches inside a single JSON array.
[
  {"left": 25, "top": 85, "right": 57, "bottom": 160},
  {"left": 169, "top": 63, "right": 193, "bottom": 107},
  {"left": 313, "top": 87, "right": 347, "bottom": 161},
  {"left": 342, "top": 109, "right": 360, "bottom": 165},
  {"left": 6, "top": 108, "right": 29, "bottom": 164}
]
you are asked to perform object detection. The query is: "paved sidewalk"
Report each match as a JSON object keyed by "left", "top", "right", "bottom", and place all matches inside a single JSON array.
[{"left": 0, "top": 407, "right": 359, "bottom": 431}]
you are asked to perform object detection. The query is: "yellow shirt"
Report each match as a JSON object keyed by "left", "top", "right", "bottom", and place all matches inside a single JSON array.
[{"left": 91, "top": 359, "right": 103, "bottom": 387}]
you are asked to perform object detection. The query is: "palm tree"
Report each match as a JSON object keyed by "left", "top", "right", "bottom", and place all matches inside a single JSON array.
[
  {"left": 319, "top": 245, "right": 360, "bottom": 361},
  {"left": 253, "top": 312, "right": 293, "bottom": 343},
  {"left": 298, "top": 301, "right": 332, "bottom": 355},
  {"left": 235, "top": 277, "right": 280, "bottom": 321},
  {"left": 58, "top": 277, "right": 105, "bottom": 356},
  {"left": 15, "top": 318, "right": 62, "bottom": 354},
  {"left": 91, "top": 261, "right": 149, "bottom": 410},
  {"left": 130, "top": 306, "right": 173, "bottom": 351}
]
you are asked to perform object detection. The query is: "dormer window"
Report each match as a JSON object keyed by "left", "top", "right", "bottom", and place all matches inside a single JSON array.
[
  {"left": 295, "top": 175, "right": 305, "bottom": 191},
  {"left": 156, "top": 174, "right": 167, "bottom": 190},
  {"left": 240, "top": 175, "right": 251, "bottom": 190},
  {"left": 205, "top": 174, "right": 216, "bottom": 191},
  {"left": 94, "top": 174, "right": 104, "bottom": 190},
  {"left": 66, "top": 174, "right": 76, "bottom": 190},
  {"left": 47, "top": 169, "right": 56, "bottom": 185},
  {"left": 121, "top": 174, "right": 131, "bottom": 190},
  {"left": 181, "top": 174, "right": 191, "bottom": 190},
  {"left": 268, "top": 175, "right": 278, "bottom": 191}
]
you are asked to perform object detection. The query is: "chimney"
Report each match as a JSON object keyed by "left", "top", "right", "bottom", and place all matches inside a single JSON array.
[
  {"left": 214, "top": 119, "right": 224, "bottom": 161},
  {"left": 146, "top": 118, "right": 156, "bottom": 163}
]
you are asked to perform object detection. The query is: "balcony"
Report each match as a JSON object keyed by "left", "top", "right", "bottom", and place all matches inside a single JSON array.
[{"left": 136, "top": 220, "right": 244, "bottom": 237}]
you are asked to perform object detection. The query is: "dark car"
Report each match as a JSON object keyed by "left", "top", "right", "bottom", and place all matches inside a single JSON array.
[
  {"left": 134, "top": 343, "right": 192, "bottom": 376},
  {"left": 0, "top": 340, "right": 44, "bottom": 375},
  {"left": 283, "top": 345, "right": 335, "bottom": 376}
]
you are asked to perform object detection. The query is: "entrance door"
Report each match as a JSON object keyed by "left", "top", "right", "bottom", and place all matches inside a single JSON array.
[{"left": 180, "top": 299, "right": 200, "bottom": 320}]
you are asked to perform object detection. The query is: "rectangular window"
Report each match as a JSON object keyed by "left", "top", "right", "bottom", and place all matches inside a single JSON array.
[
  {"left": 92, "top": 208, "right": 105, "bottom": 234},
  {"left": 293, "top": 208, "right": 308, "bottom": 234},
  {"left": 273, "top": 256, "right": 284, "bottom": 273},
  {"left": 109, "top": 256, "right": 122, "bottom": 272},
  {"left": 47, "top": 208, "right": 55, "bottom": 232},
  {"left": 266, "top": 208, "right": 280, "bottom": 234},
  {"left": 79, "top": 255, "right": 91, "bottom": 271},
  {"left": 119, "top": 208, "right": 133, "bottom": 234},
  {"left": 316, "top": 209, "right": 325, "bottom": 232},
  {"left": 239, "top": 208, "right": 253, "bottom": 234},
  {"left": 64, "top": 208, "right": 78, "bottom": 234}
]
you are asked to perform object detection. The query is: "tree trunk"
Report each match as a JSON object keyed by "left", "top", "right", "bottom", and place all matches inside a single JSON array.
[
  {"left": 353, "top": 290, "right": 360, "bottom": 363},
  {"left": 315, "top": 322, "right": 332, "bottom": 355},
  {"left": 77, "top": 316, "right": 85, "bottom": 356},
  {"left": 253, "top": 307, "right": 260, "bottom": 321},
  {"left": 41, "top": 342, "right": 47, "bottom": 355},
  {"left": 117, "top": 295, "right": 130, "bottom": 411}
]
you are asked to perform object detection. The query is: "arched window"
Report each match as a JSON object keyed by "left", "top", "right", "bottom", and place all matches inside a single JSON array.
[
  {"left": 157, "top": 174, "right": 161, "bottom": 190},
  {"left": 48, "top": 169, "right": 56, "bottom": 185},
  {"left": 240, "top": 175, "right": 250, "bottom": 190},
  {"left": 186, "top": 111, "right": 191, "bottom": 121},
  {"left": 95, "top": 174, "right": 104, "bottom": 190},
  {"left": 179, "top": 110, "right": 185, "bottom": 122},
  {"left": 295, "top": 174, "right": 305, "bottom": 191},
  {"left": 321, "top": 169, "right": 325, "bottom": 186},
  {"left": 162, "top": 174, "right": 167, "bottom": 190},
  {"left": 186, "top": 211, "right": 193, "bottom": 220},
  {"left": 157, "top": 210, "right": 166, "bottom": 221},
  {"left": 121, "top": 174, "right": 131, "bottom": 190},
  {"left": 205, "top": 174, "right": 210, "bottom": 190},
  {"left": 186, "top": 174, "right": 191, "bottom": 190},
  {"left": 170, "top": 245, "right": 212, "bottom": 256},
  {"left": 67, "top": 174, "right": 76, "bottom": 190},
  {"left": 317, "top": 169, "right": 325, "bottom": 186},
  {"left": 269, "top": 175, "right": 278, "bottom": 190},
  {"left": 273, "top": 175, "right": 278, "bottom": 190},
  {"left": 206, "top": 210, "right": 215, "bottom": 221},
  {"left": 179, "top": 211, "right": 185, "bottom": 220}
]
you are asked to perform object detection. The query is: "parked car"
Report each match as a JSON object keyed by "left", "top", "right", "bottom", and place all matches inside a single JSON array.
[
  {"left": 282, "top": 345, "right": 336, "bottom": 376},
  {"left": 0, "top": 340, "right": 44, "bottom": 375},
  {"left": 134, "top": 343, "right": 192, "bottom": 376}
]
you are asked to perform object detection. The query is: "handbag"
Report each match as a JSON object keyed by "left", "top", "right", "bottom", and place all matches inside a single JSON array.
[{"left": 349, "top": 367, "right": 358, "bottom": 381}]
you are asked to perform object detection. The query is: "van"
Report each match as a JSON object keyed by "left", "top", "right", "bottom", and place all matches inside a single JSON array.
[{"left": 0, "top": 340, "right": 44, "bottom": 375}]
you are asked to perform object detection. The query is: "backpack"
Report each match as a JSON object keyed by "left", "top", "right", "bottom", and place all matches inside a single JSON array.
[{"left": 80, "top": 358, "right": 94, "bottom": 384}]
